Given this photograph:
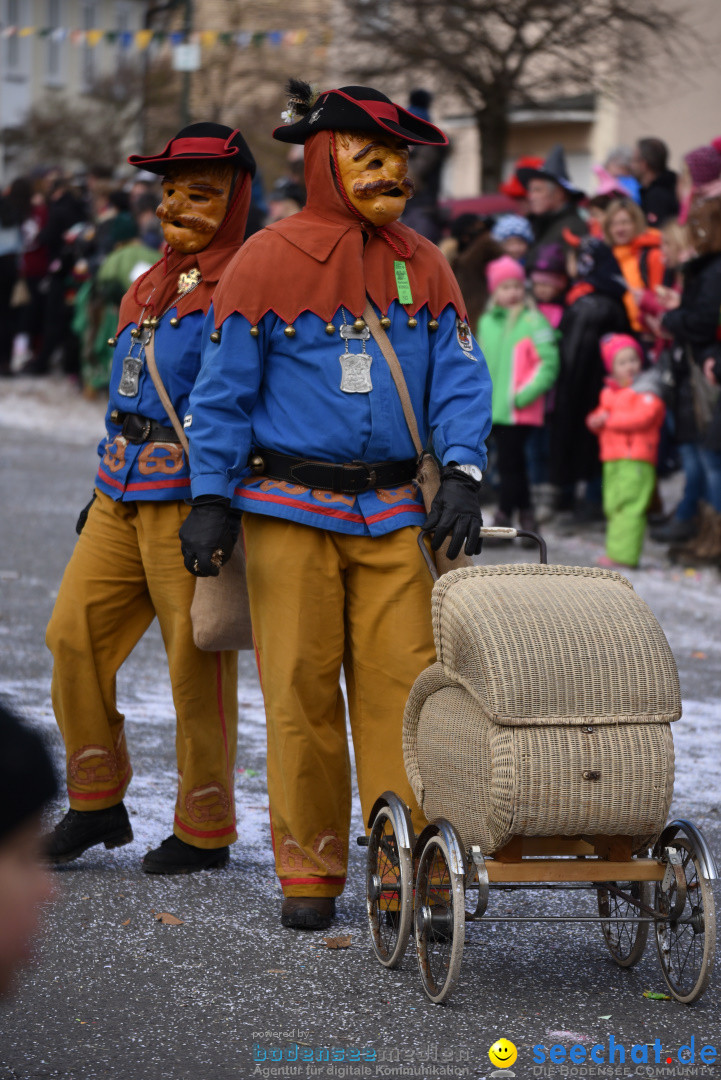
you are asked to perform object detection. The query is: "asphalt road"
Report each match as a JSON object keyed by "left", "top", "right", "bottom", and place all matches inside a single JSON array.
[{"left": 0, "top": 389, "right": 719, "bottom": 1080}]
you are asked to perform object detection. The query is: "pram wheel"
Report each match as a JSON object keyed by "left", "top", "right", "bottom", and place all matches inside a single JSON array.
[
  {"left": 653, "top": 829, "right": 717, "bottom": 1003},
  {"left": 366, "top": 794, "right": 414, "bottom": 968},
  {"left": 414, "top": 822, "right": 466, "bottom": 1004},
  {"left": 597, "top": 880, "right": 652, "bottom": 967}
]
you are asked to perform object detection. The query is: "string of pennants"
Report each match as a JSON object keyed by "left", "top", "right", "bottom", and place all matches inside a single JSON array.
[{"left": 0, "top": 26, "right": 333, "bottom": 48}]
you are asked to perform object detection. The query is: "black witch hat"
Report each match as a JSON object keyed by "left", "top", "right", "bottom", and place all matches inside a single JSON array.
[
  {"left": 516, "top": 144, "right": 584, "bottom": 200},
  {"left": 273, "top": 81, "right": 447, "bottom": 147},
  {"left": 128, "top": 122, "right": 256, "bottom": 178}
]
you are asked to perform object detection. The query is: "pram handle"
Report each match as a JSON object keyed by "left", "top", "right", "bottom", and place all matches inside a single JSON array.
[{"left": 418, "top": 526, "right": 548, "bottom": 581}]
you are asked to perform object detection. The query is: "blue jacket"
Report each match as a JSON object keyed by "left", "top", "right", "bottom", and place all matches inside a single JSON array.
[
  {"left": 187, "top": 300, "right": 492, "bottom": 537},
  {"left": 95, "top": 307, "right": 202, "bottom": 501}
]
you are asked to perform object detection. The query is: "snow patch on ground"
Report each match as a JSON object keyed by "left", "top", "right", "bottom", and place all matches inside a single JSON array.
[{"left": 0, "top": 375, "right": 107, "bottom": 447}]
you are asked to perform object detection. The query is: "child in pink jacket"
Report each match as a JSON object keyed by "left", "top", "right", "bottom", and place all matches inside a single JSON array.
[{"left": 587, "top": 334, "right": 665, "bottom": 567}]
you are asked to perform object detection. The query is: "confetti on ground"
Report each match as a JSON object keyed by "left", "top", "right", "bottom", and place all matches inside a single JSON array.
[
  {"left": 155, "top": 912, "right": 184, "bottom": 925},
  {"left": 642, "top": 990, "right": 672, "bottom": 1000},
  {"left": 324, "top": 935, "right": 352, "bottom": 949}
]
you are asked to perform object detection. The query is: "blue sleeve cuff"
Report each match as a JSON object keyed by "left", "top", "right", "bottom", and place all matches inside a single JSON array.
[
  {"left": 441, "top": 445, "right": 486, "bottom": 470},
  {"left": 190, "top": 474, "right": 233, "bottom": 500}
]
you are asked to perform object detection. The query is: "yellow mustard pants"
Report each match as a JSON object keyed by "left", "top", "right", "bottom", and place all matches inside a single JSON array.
[
  {"left": 243, "top": 515, "right": 436, "bottom": 897},
  {"left": 46, "top": 490, "right": 238, "bottom": 849}
]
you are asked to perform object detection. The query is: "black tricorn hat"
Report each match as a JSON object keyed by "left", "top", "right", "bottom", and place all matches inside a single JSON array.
[
  {"left": 128, "top": 122, "right": 256, "bottom": 178},
  {"left": 516, "top": 144, "right": 584, "bottom": 200},
  {"left": 273, "top": 83, "right": 448, "bottom": 147}
]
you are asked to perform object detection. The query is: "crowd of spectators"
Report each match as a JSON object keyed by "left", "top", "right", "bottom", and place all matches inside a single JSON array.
[{"left": 1, "top": 127, "right": 720, "bottom": 570}]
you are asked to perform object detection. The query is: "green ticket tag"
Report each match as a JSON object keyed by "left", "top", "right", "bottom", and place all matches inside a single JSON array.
[{"left": 394, "top": 261, "right": 413, "bottom": 305}]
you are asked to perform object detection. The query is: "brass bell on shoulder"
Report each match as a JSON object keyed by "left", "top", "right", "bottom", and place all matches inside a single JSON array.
[
  {"left": 107, "top": 336, "right": 117, "bottom": 347},
  {"left": 169, "top": 317, "right": 180, "bottom": 328},
  {"left": 353, "top": 317, "right": 366, "bottom": 332},
  {"left": 284, "top": 324, "right": 296, "bottom": 337},
  {"left": 428, "top": 319, "right": 439, "bottom": 332},
  {"left": 325, "top": 322, "right": 335, "bottom": 335},
  {"left": 380, "top": 316, "right": 391, "bottom": 329},
  {"left": 210, "top": 330, "right": 221, "bottom": 344},
  {"left": 250, "top": 325, "right": 260, "bottom": 337},
  {"left": 407, "top": 316, "right": 418, "bottom": 329},
  {"left": 130, "top": 327, "right": 141, "bottom": 339}
]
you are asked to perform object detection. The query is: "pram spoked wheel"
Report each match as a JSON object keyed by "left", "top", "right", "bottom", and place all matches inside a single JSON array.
[
  {"left": 653, "top": 820, "right": 717, "bottom": 1003},
  {"left": 366, "top": 793, "right": 414, "bottom": 968},
  {"left": 413, "top": 821, "right": 466, "bottom": 1004},
  {"left": 597, "top": 878, "right": 652, "bottom": 967}
]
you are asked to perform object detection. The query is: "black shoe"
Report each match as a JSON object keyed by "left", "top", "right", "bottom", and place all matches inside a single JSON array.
[
  {"left": 44, "top": 803, "right": 133, "bottom": 864},
  {"left": 141, "top": 834, "right": 229, "bottom": 875},
  {"left": 650, "top": 517, "right": 696, "bottom": 544},
  {"left": 281, "top": 896, "right": 336, "bottom": 930}
]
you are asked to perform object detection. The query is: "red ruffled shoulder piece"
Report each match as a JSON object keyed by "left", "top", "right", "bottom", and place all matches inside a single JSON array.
[{"left": 211, "top": 130, "right": 467, "bottom": 327}]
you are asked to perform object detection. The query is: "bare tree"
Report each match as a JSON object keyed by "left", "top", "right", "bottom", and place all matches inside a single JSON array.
[
  {"left": 336, "top": 0, "right": 690, "bottom": 191},
  {"left": 4, "top": 66, "right": 176, "bottom": 174}
]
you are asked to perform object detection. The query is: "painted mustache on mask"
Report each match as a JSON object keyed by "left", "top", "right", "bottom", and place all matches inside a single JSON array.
[
  {"left": 156, "top": 207, "right": 217, "bottom": 233},
  {"left": 352, "top": 176, "right": 415, "bottom": 200}
]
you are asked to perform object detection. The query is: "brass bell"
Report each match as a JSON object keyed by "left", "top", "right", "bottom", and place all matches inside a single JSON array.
[
  {"left": 149, "top": 316, "right": 160, "bottom": 329},
  {"left": 142, "top": 318, "right": 153, "bottom": 329},
  {"left": 210, "top": 330, "right": 221, "bottom": 344},
  {"left": 284, "top": 324, "right": 296, "bottom": 338},
  {"left": 130, "top": 328, "right": 141, "bottom": 339},
  {"left": 110, "top": 409, "right": 120, "bottom": 423},
  {"left": 353, "top": 317, "right": 366, "bottom": 332},
  {"left": 380, "top": 316, "right": 391, "bottom": 330},
  {"left": 407, "top": 316, "right": 418, "bottom": 329},
  {"left": 250, "top": 325, "right": 260, "bottom": 337},
  {"left": 169, "top": 317, "right": 180, "bottom": 328},
  {"left": 325, "top": 322, "right": 335, "bottom": 335},
  {"left": 428, "top": 319, "right": 439, "bottom": 332},
  {"left": 250, "top": 455, "right": 265, "bottom": 474},
  {"left": 107, "top": 336, "right": 117, "bottom": 347}
]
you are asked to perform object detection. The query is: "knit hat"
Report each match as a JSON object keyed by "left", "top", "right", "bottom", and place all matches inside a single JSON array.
[
  {"left": 0, "top": 701, "right": 57, "bottom": 845},
  {"left": 600, "top": 333, "right": 644, "bottom": 373},
  {"left": 486, "top": 255, "right": 525, "bottom": 294},
  {"left": 110, "top": 212, "right": 139, "bottom": 246},
  {"left": 684, "top": 144, "right": 721, "bottom": 187},
  {"left": 491, "top": 213, "right": 534, "bottom": 245},
  {"left": 531, "top": 242, "right": 567, "bottom": 276}
]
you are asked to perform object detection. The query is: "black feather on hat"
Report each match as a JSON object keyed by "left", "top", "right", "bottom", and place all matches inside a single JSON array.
[{"left": 273, "top": 84, "right": 447, "bottom": 147}]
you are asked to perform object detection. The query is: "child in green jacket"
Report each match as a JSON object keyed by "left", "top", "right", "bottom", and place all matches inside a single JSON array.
[{"left": 478, "top": 255, "right": 560, "bottom": 532}]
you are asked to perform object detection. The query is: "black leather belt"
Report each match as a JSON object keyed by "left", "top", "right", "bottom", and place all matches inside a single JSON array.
[
  {"left": 250, "top": 449, "right": 417, "bottom": 494},
  {"left": 109, "top": 410, "right": 180, "bottom": 444}
]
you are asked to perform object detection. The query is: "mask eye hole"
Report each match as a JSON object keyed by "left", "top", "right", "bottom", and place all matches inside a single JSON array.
[
  {"left": 164, "top": 188, "right": 175, "bottom": 197},
  {"left": 368, "top": 158, "right": 383, "bottom": 170},
  {"left": 189, "top": 194, "right": 208, "bottom": 203}
]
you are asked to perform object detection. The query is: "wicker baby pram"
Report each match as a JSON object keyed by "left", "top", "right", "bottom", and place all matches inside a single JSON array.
[
  {"left": 403, "top": 563, "right": 680, "bottom": 856},
  {"left": 365, "top": 537, "right": 717, "bottom": 1007}
]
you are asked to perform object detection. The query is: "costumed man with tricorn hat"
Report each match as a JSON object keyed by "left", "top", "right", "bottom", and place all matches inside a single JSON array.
[
  {"left": 44, "top": 123, "right": 256, "bottom": 874},
  {"left": 180, "top": 83, "right": 493, "bottom": 928}
]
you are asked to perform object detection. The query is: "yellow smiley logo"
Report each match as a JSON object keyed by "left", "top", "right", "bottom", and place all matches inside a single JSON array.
[{"left": 488, "top": 1039, "right": 518, "bottom": 1069}]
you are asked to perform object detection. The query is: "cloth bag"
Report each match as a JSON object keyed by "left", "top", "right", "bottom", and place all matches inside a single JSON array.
[
  {"left": 363, "top": 301, "right": 473, "bottom": 576},
  {"left": 144, "top": 330, "right": 253, "bottom": 651}
]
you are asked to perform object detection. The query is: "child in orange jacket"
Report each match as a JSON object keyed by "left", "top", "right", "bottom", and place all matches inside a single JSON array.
[{"left": 587, "top": 334, "right": 665, "bottom": 567}]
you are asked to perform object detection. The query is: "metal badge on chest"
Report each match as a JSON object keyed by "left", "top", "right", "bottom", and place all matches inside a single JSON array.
[{"left": 339, "top": 308, "right": 372, "bottom": 393}]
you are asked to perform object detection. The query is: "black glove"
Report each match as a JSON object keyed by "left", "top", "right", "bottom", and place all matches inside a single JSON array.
[
  {"left": 179, "top": 496, "right": 242, "bottom": 577},
  {"left": 424, "top": 466, "right": 483, "bottom": 560},
  {"left": 75, "top": 493, "right": 96, "bottom": 535}
]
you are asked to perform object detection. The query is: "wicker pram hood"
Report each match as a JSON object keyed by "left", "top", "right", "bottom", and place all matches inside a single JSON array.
[{"left": 430, "top": 564, "right": 681, "bottom": 727}]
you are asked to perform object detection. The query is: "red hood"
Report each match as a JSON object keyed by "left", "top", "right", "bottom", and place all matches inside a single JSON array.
[{"left": 118, "top": 170, "right": 251, "bottom": 332}]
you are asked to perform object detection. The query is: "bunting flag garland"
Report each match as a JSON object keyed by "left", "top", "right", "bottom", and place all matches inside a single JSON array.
[{"left": 0, "top": 24, "right": 332, "bottom": 49}]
